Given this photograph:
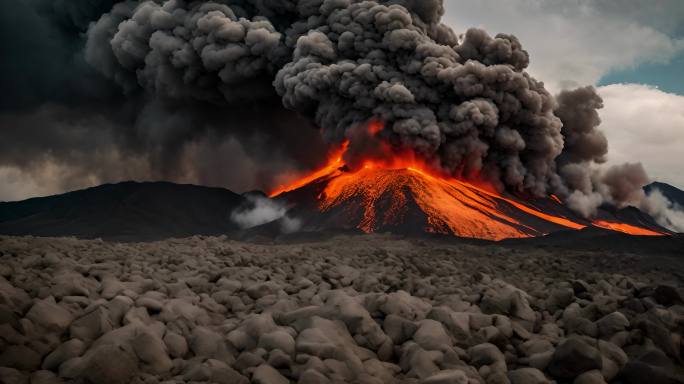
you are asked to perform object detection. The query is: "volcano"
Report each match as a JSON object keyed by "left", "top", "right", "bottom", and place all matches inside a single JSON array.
[{"left": 270, "top": 146, "right": 668, "bottom": 241}]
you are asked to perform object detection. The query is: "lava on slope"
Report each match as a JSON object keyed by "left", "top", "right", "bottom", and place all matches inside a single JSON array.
[
  {"left": 270, "top": 133, "right": 667, "bottom": 241},
  {"left": 592, "top": 220, "right": 664, "bottom": 237}
]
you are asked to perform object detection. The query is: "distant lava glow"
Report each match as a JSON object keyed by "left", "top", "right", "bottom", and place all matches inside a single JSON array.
[
  {"left": 270, "top": 121, "right": 666, "bottom": 239},
  {"left": 591, "top": 220, "right": 664, "bottom": 236}
]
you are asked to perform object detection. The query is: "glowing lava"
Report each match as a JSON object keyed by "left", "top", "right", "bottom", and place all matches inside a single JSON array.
[
  {"left": 269, "top": 122, "right": 667, "bottom": 240},
  {"left": 591, "top": 220, "right": 664, "bottom": 236},
  {"left": 314, "top": 159, "right": 596, "bottom": 239},
  {"left": 270, "top": 142, "right": 348, "bottom": 198}
]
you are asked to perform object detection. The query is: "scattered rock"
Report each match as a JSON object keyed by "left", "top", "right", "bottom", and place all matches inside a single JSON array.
[
  {"left": 546, "top": 287, "right": 575, "bottom": 311},
  {"left": 258, "top": 329, "right": 296, "bottom": 356},
  {"left": 384, "top": 314, "right": 418, "bottom": 345},
  {"left": 653, "top": 285, "right": 683, "bottom": 306},
  {"left": 81, "top": 344, "right": 138, "bottom": 384},
  {"left": 507, "top": 367, "right": 549, "bottom": 384},
  {"left": 414, "top": 319, "right": 452, "bottom": 351},
  {"left": 163, "top": 330, "right": 188, "bottom": 358},
  {"left": 0, "top": 367, "right": 28, "bottom": 384},
  {"left": 469, "top": 342, "right": 506, "bottom": 373},
  {"left": 548, "top": 338, "right": 602, "bottom": 379},
  {"left": 422, "top": 369, "right": 469, "bottom": 384},
  {"left": 252, "top": 364, "right": 289, "bottom": 384},
  {"left": 0, "top": 345, "right": 41, "bottom": 371},
  {"left": 596, "top": 311, "right": 629, "bottom": 337},
  {"left": 25, "top": 297, "right": 73, "bottom": 333},
  {"left": 69, "top": 306, "right": 113, "bottom": 340},
  {"left": 30, "top": 370, "right": 63, "bottom": 384},
  {"left": 131, "top": 326, "right": 173, "bottom": 373},
  {"left": 574, "top": 369, "right": 607, "bottom": 384},
  {"left": 42, "top": 338, "right": 86, "bottom": 370},
  {"left": 1, "top": 234, "right": 682, "bottom": 383}
]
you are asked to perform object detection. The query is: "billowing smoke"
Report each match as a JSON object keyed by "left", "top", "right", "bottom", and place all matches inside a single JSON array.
[
  {"left": 0, "top": 0, "right": 327, "bottom": 199},
  {"left": 86, "top": 0, "right": 566, "bottom": 194},
  {"left": 2, "top": 0, "right": 676, "bottom": 230}
]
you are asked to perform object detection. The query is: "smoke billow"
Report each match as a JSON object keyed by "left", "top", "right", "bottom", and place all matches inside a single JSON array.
[
  {"left": 0, "top": 0, "right": 327, "bottom": 198},
  {"left": 2, "top": 0, "right": 677, "bottom": 230}
]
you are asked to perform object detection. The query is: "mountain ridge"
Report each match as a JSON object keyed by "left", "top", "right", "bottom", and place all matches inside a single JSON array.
[
  {"left": 1, "top": 180, "right": 681, "bottom": 242},
  {"left": 0, "top": 181, "right": 245, "bottom": 241},
  {"left": 646, "top": 181, "right": 684, "bottom": 207}
]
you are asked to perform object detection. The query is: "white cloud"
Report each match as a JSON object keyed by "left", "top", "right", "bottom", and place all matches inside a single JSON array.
[
  {"left": 640, "top": 188, "right": 684, "bottom": 232},
  {"left": 443, "top": 1, "right": 684, "bottom": 191},
  {"left": 597, "top": 84, "right": 684, "bottom": 189},
  {"left": 443, "top": 1, "right": 684, "bottom": 92},
  {"left": 230, "top": 195, "right": 302, "bottom": 233}
]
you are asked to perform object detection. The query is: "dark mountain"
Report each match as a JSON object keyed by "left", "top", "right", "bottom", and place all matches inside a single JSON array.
[
  {"left": 0, "top": 181, "right": 245, "bottom": 241},
  {"left": 645, "top": 182, "right": 684, "bottom": 207}
]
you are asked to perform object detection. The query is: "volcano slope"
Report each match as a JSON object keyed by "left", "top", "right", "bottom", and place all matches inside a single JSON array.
[
  {"left": 1, "top": 234, "right": 682, "bottom": 384},
  {"left": 274, "top": 166, "right": 668, "bottom": 240}
]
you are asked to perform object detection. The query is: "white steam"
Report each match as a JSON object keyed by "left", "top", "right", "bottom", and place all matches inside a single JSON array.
[
  {"left": 640, "top": 189, "right": 684, "bottom": 233},
  {"left": 230, "top": 195, "right": 301, "bottom": 233}
]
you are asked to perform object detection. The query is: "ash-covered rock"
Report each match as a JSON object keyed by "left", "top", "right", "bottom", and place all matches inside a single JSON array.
[{"left": 0, "top": 234, "right": 682, "bottom": 383}]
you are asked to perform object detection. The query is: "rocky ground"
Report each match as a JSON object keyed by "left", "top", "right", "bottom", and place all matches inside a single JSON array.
[{"left": 0, "top": 234, "right": 682, "bottom": 384}]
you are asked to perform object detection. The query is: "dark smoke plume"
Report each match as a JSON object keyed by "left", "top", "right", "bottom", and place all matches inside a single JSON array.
[
  {"left": 0, "top": 0, "right": 327, "bottom": 198},
  {"left": 1, "top": 0, "right": 660, "bottom": 223}
]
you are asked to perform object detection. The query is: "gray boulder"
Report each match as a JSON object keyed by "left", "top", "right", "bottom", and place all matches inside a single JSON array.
[
  {"left": 596, "top": 312, "right": 629, "bottom": 337},
  {"left": 548, "top": 338, "right": 602, "bottom": 379},
  {"left": 25, "top": 297, "right": 73, "bottom": 333},
  {"left": 252, "top": 364, "right": 289, "bottom": 384},
  {"left": 80, "top": 344, "right": 138, "bottom": 384},
  {"left": 574, "top": 370, "right": 607, "bottom": 384},
  {"left": 0, "top": 345, "right": 41, "bottom": 371},
  {"left": 507, "top": 368, "right": 549, "bottom": 384},
  {"left": 42, "top": 338, "right": 86, "bottom": 370},
  {"left": 69, "top": 306, "right": 113, "bottom": 341},
  {"left": 422, "top": 369, "right": 469, "bottom": 384}
]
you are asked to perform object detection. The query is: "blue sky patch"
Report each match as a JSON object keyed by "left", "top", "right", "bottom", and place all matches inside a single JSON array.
[{"left": 599, "top": 51, "right": 684, "bottom": 96}]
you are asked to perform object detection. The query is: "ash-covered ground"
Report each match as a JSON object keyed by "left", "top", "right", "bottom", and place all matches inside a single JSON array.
[{"left": 0, "top": 234, "right": 682, "bottom": 384}]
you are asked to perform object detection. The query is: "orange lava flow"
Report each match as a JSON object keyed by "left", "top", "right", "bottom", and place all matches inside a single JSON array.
[
  {"left": 269, "top": 120, "right": 663, "bottom": 239},
  {"left": 592, "top": 220, "right": 665, "bottom": 236},
  {"left": 269, "top": 142, "right": 348, "bottom": 198},
  {"left": 486, "top": 192, "right": 587, "bottom": 230},
  {"left": 319, "top": 166, "right": 532, "bottom": 239},
  {"left": 315, "top": 152, "right": 591, "bottom": 239}
]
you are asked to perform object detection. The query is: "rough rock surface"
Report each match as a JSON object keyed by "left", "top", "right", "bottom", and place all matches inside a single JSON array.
[{"left": 0, "top": 234, "right": 682, "bottom": 383}]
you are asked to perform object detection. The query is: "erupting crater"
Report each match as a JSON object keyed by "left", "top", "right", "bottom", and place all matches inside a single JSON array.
[{"left": 270, "top": 139, "right": 667, "bottom": 241}]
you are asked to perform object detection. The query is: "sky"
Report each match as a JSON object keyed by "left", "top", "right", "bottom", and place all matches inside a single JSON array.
[
  {"left": 443, "top": 0, "right": 684, "bottom": 189},
  {"left": 0, "top": 0, "right": 682, "bottom": 202}
]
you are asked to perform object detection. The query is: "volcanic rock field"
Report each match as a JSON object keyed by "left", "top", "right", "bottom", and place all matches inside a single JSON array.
[{"left": 0, "top": 234, "right": 682, "bottom": 384}]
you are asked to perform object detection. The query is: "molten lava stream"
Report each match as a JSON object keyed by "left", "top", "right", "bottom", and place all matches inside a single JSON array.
[
  {"left": 453, "top": 187, "right": 585, "bottom": 231},
  {"left": 269, "top": 142, "right": 348, "bottom": 198},
  {"left": 317, "top": 165, "right": 534, "bottom": 240},
  {"left": 268, "top": 123, "right": 663, "bottom": 239},
  {"left": 592, "top": 220, "right": 665, "bottom": 236}
]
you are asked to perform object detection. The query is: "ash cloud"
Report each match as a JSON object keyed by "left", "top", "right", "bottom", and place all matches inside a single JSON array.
[
  {"left": 0, "top": 0, "right": 668, "bottom": 225},
  {"left": 0, "top": 0, "right": 327, "bottom": 199}
]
